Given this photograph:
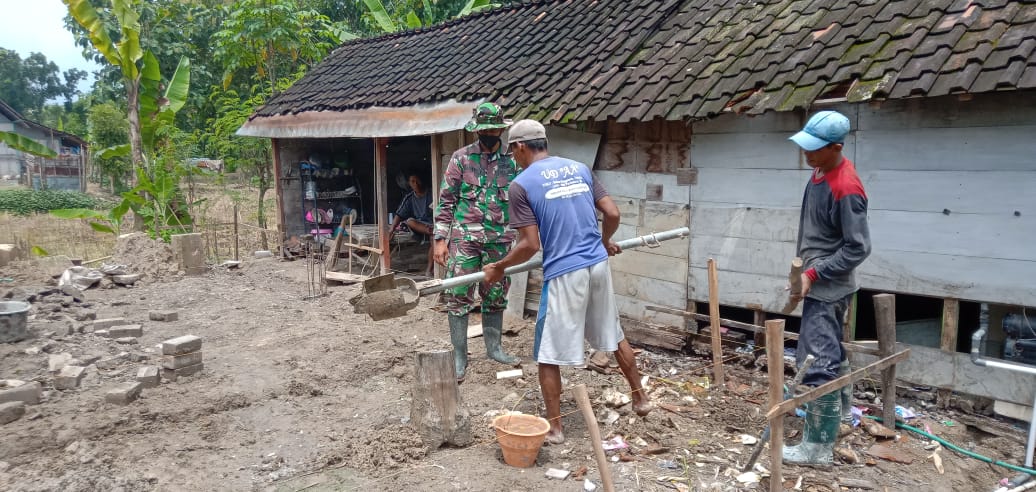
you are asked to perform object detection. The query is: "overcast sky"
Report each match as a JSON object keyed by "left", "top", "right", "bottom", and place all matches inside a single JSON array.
[{"left": 0, "top": 0, "right": 102, "bottom": 95}]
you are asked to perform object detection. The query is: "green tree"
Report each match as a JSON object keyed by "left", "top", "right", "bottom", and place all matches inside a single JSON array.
[
  {"left": 87, "top": 101, "right": 130, "bottom": 191},
  {"left": 0, "top": 48, "right": 86, "bottom": 117}
]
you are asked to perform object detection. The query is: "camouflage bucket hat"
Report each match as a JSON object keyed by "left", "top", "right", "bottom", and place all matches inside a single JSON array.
[{"left": 464, "top": 102, "right": 513, "bottom": 132}]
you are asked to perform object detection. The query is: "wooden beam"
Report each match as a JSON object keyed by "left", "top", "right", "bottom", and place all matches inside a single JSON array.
[
  {"left": 374, "top": 137, "right": 390, "bottom": 274},
  {"left": 707, "top": 258, "right": 724, "bottom": 387},
  {"left": 941, "top": 298, "right": 960, "bottom": 353},
  {"left": 325, "top": 271, "right": 366, "bottom": 284},
  {"left": 430, "top": 133, "right": 443, "bottom": 279},
  {"left": 842, "top": 342, "right": 882, "bottom": 356},
  {"left": 875, "top": 293, "right": 897, "bottom": 430},
  {"left": 272, "top": 138, "right": 286, "bottom": 241},
  {"left": 765, "top": 320, "right": 785, "bottom": 492},
  {"left": 766, "top": 348, "right": 911, "bottom": 419},
  {"left": 753, "top": 310, "right": 766, "bottom": 350},
  {"left": 646, "top": 305, "right": 800, "bottom": 340}
]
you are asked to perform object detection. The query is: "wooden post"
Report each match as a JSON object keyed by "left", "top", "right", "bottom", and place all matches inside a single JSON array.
[
  {"left": 233, "top": 202, "right": 239, "bottom": 261},
  {"left": 938, "top": 298, "right": 960, "bottom": 406},
  {"left": 411, "top": 350, "right": 473, "bottom": 448},
  {"left": 430, "top": 133, "right": 443, "bottom": 279},
  {"left": 271, "top": 138, "right": 286, "bottom": 242},
  {"left": 754, "top": 309, "right": 766, "bottom": 351},
  {"left": 874, "top": 293, "right": 897, "bottom": 430},
  {"left": 765, "top": 319, "right": 785, "bottom": 492},
  {"left": 707, "top": 258, "right": 724, "bottom": 387},
  {"left": 844, "top": 292, "right": 858, "bottom": 343},
  {"left": 573, "top": 384, "right": 616, "bottom": 492},
  {"left": 374, "top": 137, "right": 391, "bottom": 274}
]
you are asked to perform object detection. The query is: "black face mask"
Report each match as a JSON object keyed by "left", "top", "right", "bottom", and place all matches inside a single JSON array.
[{"left": 478, "top": 134, "right": 501, "bottom": 150}]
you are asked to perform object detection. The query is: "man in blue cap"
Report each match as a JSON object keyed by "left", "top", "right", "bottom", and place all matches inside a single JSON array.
[{"left": 784, "top": 110, "right": 871, "bottom": 466}]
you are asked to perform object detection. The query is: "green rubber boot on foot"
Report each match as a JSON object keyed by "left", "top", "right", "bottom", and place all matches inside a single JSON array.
[
  {"left": 449, "top": 314, "right": 469, "bottom": 381},
  {"left": 481, "top": 311, "right": 518, "bottom": 365},
  {"left": 783, "top": 391, "right": 840, "bottom": 466}
]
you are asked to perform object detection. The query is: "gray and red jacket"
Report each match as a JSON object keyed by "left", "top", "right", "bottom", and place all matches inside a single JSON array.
[{"left": 797, "top": 157, "right": 872, "bottom": 302}]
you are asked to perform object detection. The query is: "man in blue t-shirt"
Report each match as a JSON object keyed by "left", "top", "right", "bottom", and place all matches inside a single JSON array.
[{"left": 482, "top": 120, "right": 651, "bottom": 444}]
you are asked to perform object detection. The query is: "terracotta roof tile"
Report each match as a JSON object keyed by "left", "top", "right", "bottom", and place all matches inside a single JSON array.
[{"left": 252, "top": 0, "right": 1036, "bottom": 125}]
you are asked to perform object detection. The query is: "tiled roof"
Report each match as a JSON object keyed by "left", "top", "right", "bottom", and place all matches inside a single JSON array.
[{"left": 252, "top": 0, "right": 1036, "bottom": 125}]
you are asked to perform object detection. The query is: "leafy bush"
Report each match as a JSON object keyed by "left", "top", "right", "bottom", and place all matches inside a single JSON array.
[{"left": 0, "top": 189, "right": 104, "bottom": 215}]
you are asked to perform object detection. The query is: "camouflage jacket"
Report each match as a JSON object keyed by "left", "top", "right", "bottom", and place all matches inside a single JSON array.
[{"left": 434, "top": 141, "right": 519, "bottom": 243}]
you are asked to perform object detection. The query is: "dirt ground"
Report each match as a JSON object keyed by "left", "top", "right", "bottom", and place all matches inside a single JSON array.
[{"left": 0, "top": 240, "right": 1030, "bottom": 491}]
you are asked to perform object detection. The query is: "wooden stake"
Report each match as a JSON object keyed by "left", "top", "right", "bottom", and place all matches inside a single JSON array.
[
  {"left": 938, "top": 298, "right": 960, "bottom": 406},
  {"left": 765, "top": 319, "right": 785, "bottom": 492},
  {"left": 781, "top": 257, "right": 804, "bottom": 314},
  {"left": 707, "top": 258, "right": 724, "bottom": 387},
  {"left": 573, "top": 384, "right": 615, "bottom": 492},
  {"left": 874, "top": 293, "right": 897, "bottom": 430}
]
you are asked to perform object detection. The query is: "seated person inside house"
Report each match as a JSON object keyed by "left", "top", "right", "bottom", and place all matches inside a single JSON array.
[{"left": 389, "top": 173, "right": 434, "bottom": 275}]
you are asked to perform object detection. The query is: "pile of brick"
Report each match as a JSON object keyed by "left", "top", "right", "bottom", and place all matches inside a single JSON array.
[{"left": 159, "top": 335, "right": 203, "bottom": 381}]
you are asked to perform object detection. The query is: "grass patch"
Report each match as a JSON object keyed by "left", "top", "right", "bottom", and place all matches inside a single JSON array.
[{"left": 0, "top": 189, "right": 109, "bottom": 215}]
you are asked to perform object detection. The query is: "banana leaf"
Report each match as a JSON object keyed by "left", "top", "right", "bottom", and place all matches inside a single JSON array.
[
  {"left": 62, "top": 0, "right": 121, "bottom": 66},
  {"left": 0, "top": 131, "right": 58, "bottom": 158}
]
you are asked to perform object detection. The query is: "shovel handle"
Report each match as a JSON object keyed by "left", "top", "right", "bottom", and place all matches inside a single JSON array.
[{"left": 418, "top": 227, "right": 690, "bottom": 296}]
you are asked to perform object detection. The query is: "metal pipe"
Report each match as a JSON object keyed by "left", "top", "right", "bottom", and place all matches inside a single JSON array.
[
  {"left": 425, "top": 227, "right": 690, "bottom": 295},
  {"left": 971, "top": 303, "right": 1036, "bottom": 468}
]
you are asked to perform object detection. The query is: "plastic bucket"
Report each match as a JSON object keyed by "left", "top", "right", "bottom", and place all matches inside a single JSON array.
[
  {"left": 0, "top": 301, "right": 30, "bottom": 343},
  {"left": 493, "top": 413, "right": 550, "bottom": 468}
]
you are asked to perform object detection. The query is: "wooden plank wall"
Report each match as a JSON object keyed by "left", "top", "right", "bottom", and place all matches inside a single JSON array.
[
  {"left": 593, "top": 119, "right": 693, "bottom": 328},
  {"left": 689, "top": 92, "right": 1036, "bottom": 310}
]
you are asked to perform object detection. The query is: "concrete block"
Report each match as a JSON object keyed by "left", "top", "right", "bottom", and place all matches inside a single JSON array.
[
  {"left": 93, "top": 329, "right": 109, "bottom": 337},
  {"left": 105, "top": 382, "right": 143, "bottom": 405},
  {"left": 161, "top": 351, "right": 203, "bottom": 370},
  {"left": 254, "top": 250, "right": 273, "bottom": 259},
  {"left": 109, "top": 324, "right": 143, "bottom": 338},
  {"left": 48, "top": 353, "right": 72, "bottom": 372},
  {"left": 114, "top": 337, "right": 138, "bottom": 345},
  {"left": 95, "top": 352, "right": 129, "bottom": 370},
  {"left": 149, "top": 310, "right": 179, "bottom": 322},
  {"left": 161, "top": 335, "right": 202, "bottom": 355},
  {"left": 162, "top": 362, "right": 203, "bottom": 382},
  {"left": 0, "top": 401, "right": 25, "bottom": 424},
  {"left": 54, "top": 366, "right": 86, "bottom": 390},
  {"left": 0, "top": 244, "right": 26, "bottom": 267},
  {"left": 171, "top": 233, "right": 206, "bottom": 276},
  {"left": 92, "top": 318, "right": 127, "bottom": 331},
  {"left": 137, "top": 366, "right": 160, "bottom": 388},
  {"left": 0, "top": 381, "right": 41, "bottom": 405}
]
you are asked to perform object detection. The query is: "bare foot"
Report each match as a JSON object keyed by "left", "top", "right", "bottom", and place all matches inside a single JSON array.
[
  {"left": 633, "top": 398, "right": 653, "bottom": 417},
  {"left": 544, "top": 428, "right": 565, "bottom": 445}
]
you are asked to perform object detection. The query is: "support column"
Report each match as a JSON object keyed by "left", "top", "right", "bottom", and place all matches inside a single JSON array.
[{"left": 374, "top": 137, "right": 391, "bottom": 274}]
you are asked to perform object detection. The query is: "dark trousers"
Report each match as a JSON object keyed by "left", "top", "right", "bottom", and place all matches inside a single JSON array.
[{"left": 797, "top": 294, "right": 852, "bottom": 387}]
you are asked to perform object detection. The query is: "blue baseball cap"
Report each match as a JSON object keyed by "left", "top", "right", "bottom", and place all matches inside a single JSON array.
[{"left": 790, "top": 111, "right": 851, "bottom": 151}]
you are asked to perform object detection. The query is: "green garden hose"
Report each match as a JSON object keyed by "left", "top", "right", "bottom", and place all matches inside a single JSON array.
[{"left": 865, "top": 416, "right": 1036, "bottom": 476}]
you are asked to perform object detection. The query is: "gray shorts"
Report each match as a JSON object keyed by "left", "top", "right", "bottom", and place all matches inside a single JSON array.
[{"left": 533, "top": 260, "right": 624, "bottom": 365}]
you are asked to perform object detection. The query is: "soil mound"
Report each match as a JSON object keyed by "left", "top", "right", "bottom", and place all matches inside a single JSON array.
[{"left": 112, "top": 233, "right": 179, "bottom": 279}]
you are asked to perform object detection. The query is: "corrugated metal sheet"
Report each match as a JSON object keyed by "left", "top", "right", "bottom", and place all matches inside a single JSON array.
[{"left": 237, "top": 99, "right": 481, "bottom": 138}]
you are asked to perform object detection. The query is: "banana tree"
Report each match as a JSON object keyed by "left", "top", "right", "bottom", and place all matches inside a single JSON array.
[{"left": 63, "top": 0, "right": 190, "bottom": 173}]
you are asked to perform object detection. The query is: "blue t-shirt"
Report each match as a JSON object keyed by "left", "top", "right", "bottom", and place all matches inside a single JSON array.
[{"left": 508, "top": 156, "right": 608, "bottom": 281}]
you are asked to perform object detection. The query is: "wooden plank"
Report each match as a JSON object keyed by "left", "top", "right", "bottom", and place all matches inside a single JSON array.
[
  {"left": 611, "top": 249, "right": 687, "bottom": 285},
  {"left": 325, "top": 271, "right": 367, "bottom": 284},
  {"left": 611, "top": 271, "right": 686, "bottom": 307},
  {"left": 855, "top": 126, "right": 1036, "bottom": 171},
  {"left": 610, "top": 195, "right": 642, "bottom": 226},
  {"left": 941, "top": 298, "right": 960, "bottom": 353},
  {"left": 857, "top": 92, "right": 1036, "bottom": 131},
  {"left": 765, "top": 320, "right": 785, "bottom": 492},
  {"left": 691, "top": 235, "right": 797, "bottom": 278},
  {"left": 691, "top": 110, "right": 803, "bottom": 135},
  {"left": 615, "top": 295, "right": 685, "bottom": 327},
  {"left": 690, "top": 168, "right": 810, "bottom": 207},
  {"left": 595, "top": 170, "right": 689, "bottom": 204},
  {"left": 861, "top": 170, "right": 1036, "bottom": 215},
  {"left": 869, "top": 209, "right": 1035, "bottom": 262},
  {"left": 690, "top": 206, "right": 800, "bottom": 242},
  {"left": 620, "top": 316, "right": 688, "bottom": 351},
  {"left": 642, "top": 201, "right": 690, "bottom": 231},
  {"left": 707, "top": 259, "right": 724, "bottom": 387},
  {"left": 767, "top": 348, "right": 911, "bottom": 419},
  {"left": 647, "top": 304, "right": 799, "bottom": 340},
  {"left": 874, "top": 293, "right": 898, "bottom": 430},
  {"left": 691, "top": 132, "right": 803, "bottom": 170},
  {"left": 688, "top": 267, "right": 790, "bottom": 313}
]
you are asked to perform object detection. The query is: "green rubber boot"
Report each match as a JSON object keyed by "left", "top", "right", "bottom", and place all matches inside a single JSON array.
[
  {"left": 481, "top": 311, "right": 518, "bottom": 365},
  {"left": 449, "top": 314, "right": 469, "bottom": 381},
  {"left": 840, "top": 361, "right": 853, "bottom": 424},
  {"left": 783, "top": 391, "right": 840, "bottom": 466}
]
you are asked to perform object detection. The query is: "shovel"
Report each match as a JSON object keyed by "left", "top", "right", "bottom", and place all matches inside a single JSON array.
[{"left": 349, "top": 227, "right": 690, "bottom": 320}]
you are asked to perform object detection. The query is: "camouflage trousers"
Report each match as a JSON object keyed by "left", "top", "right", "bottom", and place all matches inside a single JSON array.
[{"left": 443, "top": 240, "right": 511, "bottom": 316}]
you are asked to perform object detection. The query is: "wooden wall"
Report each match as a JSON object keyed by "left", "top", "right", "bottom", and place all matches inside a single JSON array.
[
  {"left": 592, "top": 119, "right": 693, "bottom": 328},
  {"left": 688, "top": 92, "right": 1036, "bottom": 310}
]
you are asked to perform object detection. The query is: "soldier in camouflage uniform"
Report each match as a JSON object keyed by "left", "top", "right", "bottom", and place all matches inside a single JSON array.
[{"left": 433, "top": 102, "right": 520, "bottom": 381}]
